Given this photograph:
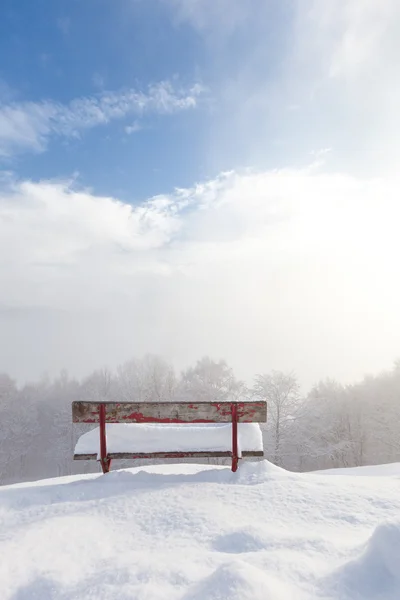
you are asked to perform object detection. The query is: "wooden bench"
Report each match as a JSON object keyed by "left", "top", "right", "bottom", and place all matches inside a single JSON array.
[{"left": 72, "top": 400, "right": 267, "bottom": 473}]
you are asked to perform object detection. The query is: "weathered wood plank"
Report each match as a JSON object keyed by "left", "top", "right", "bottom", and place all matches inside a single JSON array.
[
  {"left": 73, "top": 450, "right": 264, "bottom": 460},
  {"left": 73, "top": 453, "right": 97, "bottom": 460},
  {"left": 72, "top": 401, "right": 267, "bottom": 424}
]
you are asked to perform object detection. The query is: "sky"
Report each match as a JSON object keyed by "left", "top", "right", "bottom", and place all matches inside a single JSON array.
[{"left": 1, "top": 0, "right": 400, "bottom": 388}]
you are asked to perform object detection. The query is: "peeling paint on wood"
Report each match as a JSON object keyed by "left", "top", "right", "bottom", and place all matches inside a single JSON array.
[{"left": 72, "top": 401, "right": 267, "bottom": 424}]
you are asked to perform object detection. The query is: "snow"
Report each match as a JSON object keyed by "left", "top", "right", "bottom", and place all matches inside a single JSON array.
[
  {"left": 313, "top": 462, "right": 400, "bottom": 477},
  {"left": 74, "top": 422, "right": 263, "bottom": 456},
  {"left": 1, "top": 461, "right": 400, "bottom": 599},
  {"left": 330, "top": 521, "right": 400, "bottom": 599}
]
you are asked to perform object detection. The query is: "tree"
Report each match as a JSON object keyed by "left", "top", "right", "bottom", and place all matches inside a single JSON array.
[
  {"left": 301, "top": 379, "right": 359, "bottom": 470},
  {"left": 1, "top": 354, "right": 400, "bottom": 485},
  {"left": 80, "top": 368, "right": 115, "bottom": 402},
  {"left": 0, "top": 374, "right": 19, "bottom": 482},
  {"left": 116, "top": 355, "right": 177, "bottom": 402},
  {"left": 253, "top": 371, "right": 302, "bottom": 466},
  {"left": 179, "top": 357, "right": 247, "bottom": 402}
]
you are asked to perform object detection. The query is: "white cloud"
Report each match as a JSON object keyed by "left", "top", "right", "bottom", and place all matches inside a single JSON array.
[
  {"left": 303, "top": 0, "right": 399, "bottom": 79},
  {"left": 0, "top": 81, "right": 204, "bottom": 157},
  {"left": 164, "top": 0, "right": 400, "bottom": 176},
  {"left": 292, "top": 2, "right": 400, "bottom": 96},
  {"left": 167, "top": 0, "right": 399, "bottom": 76},
  {"left": 291, "top": 1, "right": 400, "bottom": 170},
  {"left": 125, "top": 121, "right": 142, "bottom": 134},
  {"left": 1, "top": 166, "right": 400, "bottom": 386}
]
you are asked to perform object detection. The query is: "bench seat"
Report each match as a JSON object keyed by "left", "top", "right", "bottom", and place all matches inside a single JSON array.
[{"left": 74, "top": 422, "right": 263, "bottom": 460}]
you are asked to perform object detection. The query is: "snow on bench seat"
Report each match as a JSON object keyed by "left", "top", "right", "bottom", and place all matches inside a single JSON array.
[{"left": 74, "top": 422, "right": 263, "bottom": 459}]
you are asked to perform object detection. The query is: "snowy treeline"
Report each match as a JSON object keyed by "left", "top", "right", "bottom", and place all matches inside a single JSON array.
[{"left": 1, "top": 356, "right": 400, "bottom": 484}]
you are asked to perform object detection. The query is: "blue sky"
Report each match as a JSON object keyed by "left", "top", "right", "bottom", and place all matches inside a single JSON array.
[
  {"left": 1, "top": 1, "right": 400, "bottom": 385},
  {"left": 0, "top": 0, "right": 328, "bottom": 200},
  {"left": 2, "top": 0, "right": 397, "bottom": 198},
  {"left": 1, "top": 0, "right": 214, "bottom": 200}
]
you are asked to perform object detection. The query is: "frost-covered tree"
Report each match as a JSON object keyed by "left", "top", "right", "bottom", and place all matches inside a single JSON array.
[
  {"left": 0, "top": 374, "right": 19, "bottom": 482},
  {"left": 300, "top": 379, "right": 353, "bottom": 470},
  {"left": 1, "top": 356, "right": 400, "bottom": 484},
  {"left": 116, "top": 355, "right": 177, "bottom": 402},
  {"left": 80, "top": 368, "right": 115, "bottom": 402},
  {"left": 180, "top": 357, "right": 247, "bottom": 402},
  {"left": 253, "top": 371, "right": 302, "bottom": 466}
]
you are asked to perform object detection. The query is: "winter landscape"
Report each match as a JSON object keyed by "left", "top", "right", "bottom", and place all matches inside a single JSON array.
[
  {"left": 1, "top": 459, "right": 400, "bottom": 599},
  {"left": 1, "top": 359, "right": 400, "bottom": 599},
  {"left": 1, "top": 1, "right": 400, "bottom": 598}
]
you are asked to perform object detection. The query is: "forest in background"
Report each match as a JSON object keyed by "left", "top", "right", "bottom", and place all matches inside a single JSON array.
[{"left": 1, "top": 355, "right": 400, "bottom": 485}]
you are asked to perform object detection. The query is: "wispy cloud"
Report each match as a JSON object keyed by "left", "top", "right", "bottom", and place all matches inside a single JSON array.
[
  {"left": 166, "top": 0, "right": 250, "bottom": 35},
  {"left": 125, "top": 121, "right": 142, "bottom": 135},
  {"left": 289, "top": 0, "right": 399, "bottom": 84},
  {"left": 164, "top": 0, "right": 400, "bottom": 176},
  {"left": 1, "top": 166, "right": 400, "bottom": 384},
  {"left": 0, "top": 81, "right": 204, "bottom": 158},
  {"left": 92, "top": 73, "right": 106, "bottom": 90},
  {"left": 56, "top": 16, "right": 71, "bottom": 36}
]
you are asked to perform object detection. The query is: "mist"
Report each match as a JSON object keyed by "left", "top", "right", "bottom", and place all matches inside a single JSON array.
[
  {"left": 1, "top": 355, "right": 400, "bottom": 485},
  {"left": 0, "top": 168, "right": 399, "bottom": 388}
]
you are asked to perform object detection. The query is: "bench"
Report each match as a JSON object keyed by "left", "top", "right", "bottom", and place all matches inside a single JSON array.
[{"left": 72, "top": 400, "right": 267, "bottom": 473}]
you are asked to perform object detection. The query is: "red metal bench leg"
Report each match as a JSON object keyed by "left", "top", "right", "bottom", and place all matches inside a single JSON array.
[
  {"left": 231, "top": 403, "right": 238, "bottom": 472},
  {"left": 99, "top": 403, "right": 111, "bottom": 474}
]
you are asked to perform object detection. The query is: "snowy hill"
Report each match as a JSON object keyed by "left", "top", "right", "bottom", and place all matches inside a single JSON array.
[{"left": 1, "top": 461, "right": 400, "bottom": 600}]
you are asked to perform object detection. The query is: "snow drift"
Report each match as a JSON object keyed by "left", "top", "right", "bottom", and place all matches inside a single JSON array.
[
  {"left": 1, "top": 460, "right": 400, "bottom": 599},
  {"left": 328, "top": 521, "right": 400, "bottom": 599}
]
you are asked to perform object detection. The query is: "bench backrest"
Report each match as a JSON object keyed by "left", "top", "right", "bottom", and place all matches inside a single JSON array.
[{"left": 72, "top": 400, "right": 267, "bottom": 424}]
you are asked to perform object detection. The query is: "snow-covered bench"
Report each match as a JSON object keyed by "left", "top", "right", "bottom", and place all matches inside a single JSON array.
[{"left": 72, "top": 400, "right": 267, "bottom": 473}]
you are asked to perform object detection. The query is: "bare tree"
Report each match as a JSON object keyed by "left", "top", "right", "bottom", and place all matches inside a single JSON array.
[
  {"left": 2, "top": 355, "right": 400, "bottom": 485},
  {"left": 116, "top": 355, "right": 177, "bottom": 402},
  {"left": 180, "top": 357, "right": 248, "bottom": 402},
  {"left": 80, "top": 367, "right": 114, "bottom": 402},
  {"left": 253, "top": 371, "right": 301, "bottom": 466}
]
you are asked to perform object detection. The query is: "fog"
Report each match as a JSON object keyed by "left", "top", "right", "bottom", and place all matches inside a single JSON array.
[
  {"left": 1, "top": 356, "right": 400, "bottom": 485},
  {"left": 1, "top": 168, "right": 399, "bottom": 387}
]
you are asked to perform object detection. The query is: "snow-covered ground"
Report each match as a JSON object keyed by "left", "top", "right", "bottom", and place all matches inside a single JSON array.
[{"left": 1, "top": 461, "right": 400, "bottom": 600}]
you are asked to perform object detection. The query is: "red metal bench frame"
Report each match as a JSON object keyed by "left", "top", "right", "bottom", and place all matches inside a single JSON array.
[{"left": 72, "top": 400, "right": 266, "bottom": 473}]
